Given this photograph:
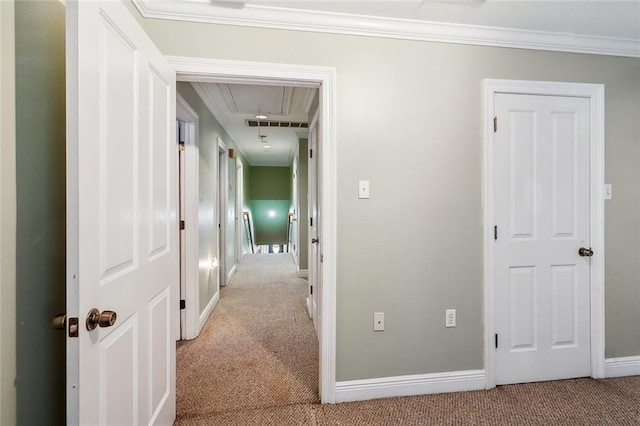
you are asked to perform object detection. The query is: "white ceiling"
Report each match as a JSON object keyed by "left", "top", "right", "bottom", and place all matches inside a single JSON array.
[
  {"left": 149, "top": 0, "right": 639, "bottom": 165},
  {"left": 191, "top": 82, "right": 316, "bottom": 166}
]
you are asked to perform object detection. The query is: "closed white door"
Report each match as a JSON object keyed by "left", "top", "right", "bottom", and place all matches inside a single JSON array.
[
  {"left": 493, "top": 93, "right": 591, "bottom": 385},
  {"left": 66, "top": 1, "right": 177, "bottom": 424}
]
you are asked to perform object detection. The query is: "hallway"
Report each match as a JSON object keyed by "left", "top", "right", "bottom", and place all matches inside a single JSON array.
[{"left": 175, "top": 254, "right": 319, "bottom": 423}]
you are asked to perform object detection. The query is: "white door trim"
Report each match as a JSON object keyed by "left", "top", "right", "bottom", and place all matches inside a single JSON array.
[
  {"left": 483, "top": 79, "right": 605, "bottom": 389},
  {"left": 167, "top": 56, "right": 337, "bottom": 403},
  {"left": 217, "top": 137, "right": 229, "bottom": 288},
  {"left": 176, "top": 94, "right": 200, "bottom": 340},
  {"left": 235, "top": 158, "right": 244, "bottom": 263}
]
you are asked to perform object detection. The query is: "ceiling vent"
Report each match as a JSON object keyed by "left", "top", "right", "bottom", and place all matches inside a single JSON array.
[{"left": 246, "top": 120, "right": 308, "bottom": 129}]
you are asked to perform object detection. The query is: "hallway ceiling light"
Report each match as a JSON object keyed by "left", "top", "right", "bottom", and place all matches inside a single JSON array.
[
  {"left": 257, "top": 111, "right": 268, "bottom": 143},
  {"left": 255, "top": 113, "right": 268, "bottom": 120},
  {"left": 263, "top": 145, "right": 272, "bottom": 150}
]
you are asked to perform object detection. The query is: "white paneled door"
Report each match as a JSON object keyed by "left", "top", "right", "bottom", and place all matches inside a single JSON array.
[
  {"left": 493, "top": 93, "right": 591, "bottom": 385},
  {"left": 66, "top": 1, "right": 177, "bottom": 424},
  {"left": 308, "top": 115, "right": 320, "bottom": 330}
]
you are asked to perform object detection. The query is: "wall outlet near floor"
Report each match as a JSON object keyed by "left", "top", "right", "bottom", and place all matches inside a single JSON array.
[
  {"left": 445, "top": 309, "right": 456, "bottom": 328},
  {"left": 374, "top": 312, "right": 384, "bottom": 331}
]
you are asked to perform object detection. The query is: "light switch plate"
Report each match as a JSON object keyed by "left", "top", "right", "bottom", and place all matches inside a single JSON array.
[
  {"left": 359, "top": 180, "right": 370, "bottom": 199},
  {"left": 373, "top": 312, "right": 384, "bottom": 331}
]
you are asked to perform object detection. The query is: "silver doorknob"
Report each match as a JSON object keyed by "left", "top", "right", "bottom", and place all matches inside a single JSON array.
[
  {"left": 86, "top": 308, "right": 118, "bottom": 331},
  {"left": 578, "top": 247, "right": 594, "bottom": 257},
  {"left": 312, "top": 238, "right": 319, "bottom": 244}
]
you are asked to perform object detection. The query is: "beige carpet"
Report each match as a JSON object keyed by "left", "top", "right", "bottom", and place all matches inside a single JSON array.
[
  {"left": 176, "top": 254, "right": 640, "bottom": 425},
  {"left": 175, "top": 254, "right": 319, "bottom": 421}
]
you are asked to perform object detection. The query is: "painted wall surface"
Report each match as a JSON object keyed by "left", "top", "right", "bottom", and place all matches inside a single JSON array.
[
  {"left": 176, "top": 82, "right": 244, "bottom": 313},
  {"left": 0, "top": 1, "right": 17, "bottom": 424},
  {"left": 15, "top": 1, "right": 66, "bottom": 423},
  {"left": 248, "top": 166, "right": 292, "bottom": 245},
  {"left": 297, "top": 139, "right": 309, "bottom": 270},
  {"left": 142, "top": 19, "right": 640, "bottom": 381}
]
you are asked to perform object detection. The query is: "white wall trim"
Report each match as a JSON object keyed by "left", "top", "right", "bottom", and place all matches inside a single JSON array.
[
  {"left": 297, "top": 268, "right": 308, "bottom": 278},
  {"left": 605, "top": 356, "right": 640, "bottom": 378},
  {"left": 482, "top": 79, "right": 606, "bottom": 389},
  {"left": 227, "top": 263, "right": 237, "bottom": 283},
  {"left": 335, "top": 370, "right": 486, "bottom": 403},
  {"left": 133, "top": 0, "right": 640, "bottom": 58},
  {"left": 198, "top": 290, "right": 219, "bottom": 331}
]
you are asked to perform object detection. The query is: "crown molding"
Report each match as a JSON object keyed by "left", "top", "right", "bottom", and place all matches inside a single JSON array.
[{"left": 133, "top": 0, "right": 639, "bottom": 58}]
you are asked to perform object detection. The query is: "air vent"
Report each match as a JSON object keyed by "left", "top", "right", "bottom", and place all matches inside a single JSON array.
[{"left": 246, "top": 120, "right": 308, "bottom": 129}]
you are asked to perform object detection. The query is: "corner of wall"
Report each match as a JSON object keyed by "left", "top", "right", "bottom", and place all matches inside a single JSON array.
[{"left": 0, "top": 0, "right": 18, "bottom": 424}]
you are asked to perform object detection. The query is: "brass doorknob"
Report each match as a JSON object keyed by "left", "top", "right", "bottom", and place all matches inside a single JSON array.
[
  {"left": 578, "top": 247, "right": 594, "bottom": 257},
  {"left": 86, "top": 308, "right": 118, "bottom": 331},
  {"left": 52, "top": 313, "right": 66, "bottom": 330}
]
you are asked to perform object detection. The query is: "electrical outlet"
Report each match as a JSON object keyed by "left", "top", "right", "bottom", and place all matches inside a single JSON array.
[
  {"left": 374, "top": 312, "right": 384, "bottom": 331},
  {"left": 445, "top": 309, "right": 456, "bottom": 328}
]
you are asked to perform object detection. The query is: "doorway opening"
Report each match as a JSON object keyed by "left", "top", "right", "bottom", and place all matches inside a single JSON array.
[{"left": 169, "top": 57, "right": 337, "bottom": 404}]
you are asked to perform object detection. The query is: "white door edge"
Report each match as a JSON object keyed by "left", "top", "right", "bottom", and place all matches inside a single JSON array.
[
  {"left": 176, "top": 94, "right": 200, "bottom": 340},
  {"left": 482, "top": 79, "right": 606, "bottom": 389},
  {"left": 167, "top": 56, "right": 338, "bottom": 404}
]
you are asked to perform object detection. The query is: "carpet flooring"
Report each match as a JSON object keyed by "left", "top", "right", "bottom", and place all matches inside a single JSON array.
[{"left": 175, "top": 254, "right": 640, "bottom": 425}]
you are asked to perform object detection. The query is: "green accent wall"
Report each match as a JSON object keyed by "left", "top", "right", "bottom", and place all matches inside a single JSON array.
[
  {"left": 247, "top": 166, "right": 292, "bottom": 245},
  {"left": 15, "top": 1, "right": 66, "bottom": 424}
]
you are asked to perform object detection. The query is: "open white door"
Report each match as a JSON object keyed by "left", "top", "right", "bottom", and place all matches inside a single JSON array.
[
  {"left": 66, "top": 2, "right": 178, "bottom": 424},
  {"left": 308, "top": 114, "right": 320, "bottom": 329}
]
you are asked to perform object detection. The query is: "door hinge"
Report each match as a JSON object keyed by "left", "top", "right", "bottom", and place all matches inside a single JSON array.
[
  {"left": 179, "top": 141, "right": 185, "bottom": 151},
  {"left": 493, "top": 116, "right": 497, "bottom": 133},
  {"left": 180, "top": 300, "right": 186, "bottom": 310},
  {"left": 494, "top": 333, "right": 498, "bottom": 349},
  {"left": 180, "top": 220, "right": 185, "bottom": 230},
  {"left": 310, "top": 217, "right": 313, "bottom": 227},
  {"left": 494, "top": 225, "right": 498, "bottom": 240},
  {"left": 310, "top": 285, "right": 313, "bottom": 295},
  {"left": 321, "top": 254, "right": 323, "bottom": 263},
  {"left": 310, "top": 149, "right": 313, "bottom": 158}
]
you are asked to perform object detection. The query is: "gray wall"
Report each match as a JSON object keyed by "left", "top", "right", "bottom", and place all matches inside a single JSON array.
[
  {"left": 15, "top": 0, "right": 67, "bottom": 423},
  {"left": 142, "top": 19, "right": 640, "bottom": 381},
  {"left": 1, "top": 1, "right": 17, "bottom": 424},
  {"left": 176, "top": 82, "right": 245, "bottom": 312}
]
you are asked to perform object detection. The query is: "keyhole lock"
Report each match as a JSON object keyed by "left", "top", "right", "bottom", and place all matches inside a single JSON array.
[{"left": 86, "top": 308, "right": 117, "bottom": 331}]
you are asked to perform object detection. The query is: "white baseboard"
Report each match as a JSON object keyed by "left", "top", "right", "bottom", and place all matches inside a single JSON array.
[
  {"left": 297, "top": 268, "right": 308, "bottom": 278},
  {"left": 605, "top": 356, "right": 640, "bottom": 378},
  {"left": 227, "top": 264, "right": 237, "bottom": 283},
  {"left": 335, "top": 369, "right": 486, "bottom": 403},
  {"left": 306, "top": 296, "right": 312, "bottom": 318},
  {"left": 198, "top": 290, "right": 219, "bottom": 332}
]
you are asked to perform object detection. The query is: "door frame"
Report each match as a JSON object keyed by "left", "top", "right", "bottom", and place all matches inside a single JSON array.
[
  {"left": 235, "top": 157, "right": 244, "bottom": 263},
  {"left": 176, "top": 94, "right": 200, "bottom": 340},
  {"left": 168, "top": 56, "right": 337, "bottom": 403},
  {"left": 483, "top": 79, "right": 605, "bottom": 389},
  {"left": 217, "top": 137, "right": 229, "bottom": 288}
]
